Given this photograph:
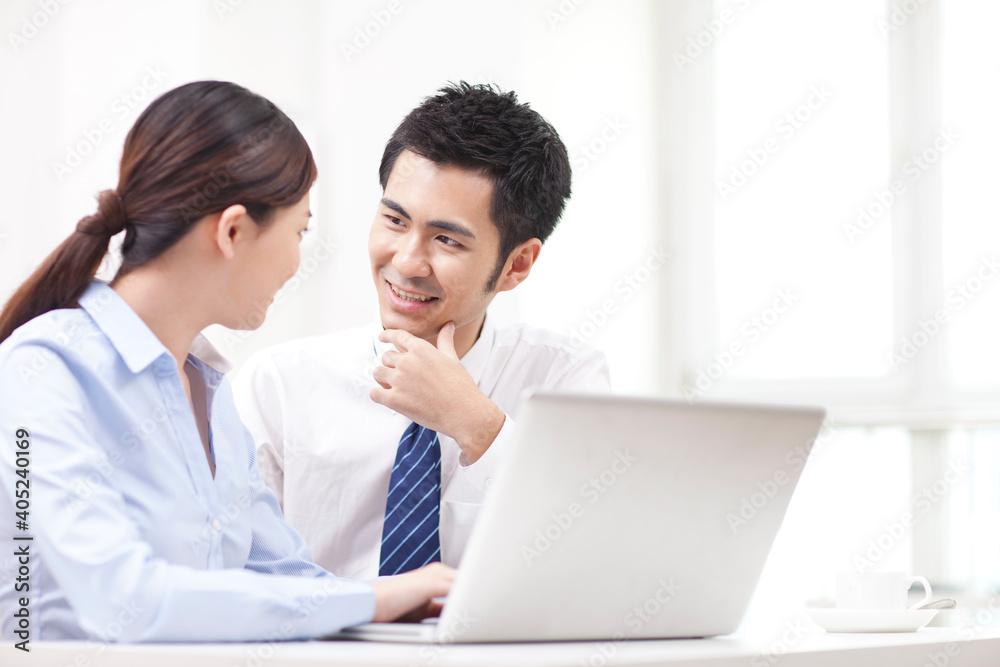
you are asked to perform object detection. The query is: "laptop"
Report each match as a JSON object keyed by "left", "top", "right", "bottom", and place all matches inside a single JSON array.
[{"left": 331, "top": 391, "right": 825, "bottom": 643}]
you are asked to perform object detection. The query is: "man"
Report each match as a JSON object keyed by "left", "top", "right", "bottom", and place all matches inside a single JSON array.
[{"left": 234, "top": 82, "right": 610, "bottom": 580}]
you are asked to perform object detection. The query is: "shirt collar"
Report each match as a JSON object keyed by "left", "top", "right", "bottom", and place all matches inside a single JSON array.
[
  {"left": 370, "top": 313, "right": 495, "bottom": 385},
  {"left": 190, "top": 334, "right": 232, "bottom": 375},
  {"left": 80, "top": 281, "right": 169, "bottom": 374},
  {"left": 459, "top": 313, "right": 493, "bottom": 385},
  {"left": 79, "top": 281, "right": 232, "bottom": 376}
]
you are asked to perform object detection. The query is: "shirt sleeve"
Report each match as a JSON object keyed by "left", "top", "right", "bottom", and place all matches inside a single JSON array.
[
  {"left": 551, "top": 347, "right": 612, "bottom": 393},
  {"left": 0, "top": 345, "right": 373, "bottom": 642},
  {"left": 439, "top": 345, "right": 611, "bottom": 565},
  {"left": 232, "top": 352, "right": 286, "bottom": 509}
]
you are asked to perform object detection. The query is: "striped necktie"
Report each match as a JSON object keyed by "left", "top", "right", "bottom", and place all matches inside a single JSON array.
[{"left": 379, "top": 422, "right": 442, "bottom": 575}]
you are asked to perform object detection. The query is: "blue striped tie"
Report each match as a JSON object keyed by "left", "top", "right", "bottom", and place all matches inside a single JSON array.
[{"left": 379, "top": 422, "right": 442, "bottom": 575}]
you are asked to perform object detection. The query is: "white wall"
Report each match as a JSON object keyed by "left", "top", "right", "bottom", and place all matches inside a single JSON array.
[{"left": 0, "top": 0, "right": 663, "bottom": 394}]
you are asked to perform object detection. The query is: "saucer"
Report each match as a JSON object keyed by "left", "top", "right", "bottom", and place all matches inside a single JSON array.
[{"left": 806, "top": 608, "right": 939, "bottom": 633}]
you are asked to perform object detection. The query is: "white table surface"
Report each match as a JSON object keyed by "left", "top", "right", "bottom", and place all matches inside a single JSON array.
[{"left": 4, "top": 626, "right": 1000, "bottom": 667}]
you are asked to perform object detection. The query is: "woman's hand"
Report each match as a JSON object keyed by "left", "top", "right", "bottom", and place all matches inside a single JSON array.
[{"left": 370, "top": 562, "right": 456, "bottom": 622}]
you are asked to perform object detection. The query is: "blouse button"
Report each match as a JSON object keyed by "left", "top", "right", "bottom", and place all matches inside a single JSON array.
[{"left": 211, "top": 519, "right": 223, "bottom": 531}]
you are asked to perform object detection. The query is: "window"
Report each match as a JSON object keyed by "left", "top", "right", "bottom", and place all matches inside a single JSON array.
[
  {"left": 678, "top": 0, "right": 1000, "bottom": 597},
  {"left": 711, "top": 0, "right": 893, "bottom": 382}
]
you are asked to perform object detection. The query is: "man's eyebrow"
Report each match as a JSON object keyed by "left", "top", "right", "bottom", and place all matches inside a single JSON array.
[
  {"left": 380, "top": 198, "right": 410, "bottom": 219},
  {"left": 380, "top": 197, "right": 476, "bottom": 239},
  {"left": 427, "top": 220, "right": 476, "bottom": 239}
]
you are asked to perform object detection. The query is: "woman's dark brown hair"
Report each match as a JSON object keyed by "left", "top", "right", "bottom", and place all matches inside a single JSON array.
[{"left": 0, "top": 80, "right": 317, "bottom": 344}]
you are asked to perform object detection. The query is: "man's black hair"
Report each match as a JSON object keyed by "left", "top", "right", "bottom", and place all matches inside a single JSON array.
[{"left": 378, "top": 81, "right": 572, "bottom": 291}]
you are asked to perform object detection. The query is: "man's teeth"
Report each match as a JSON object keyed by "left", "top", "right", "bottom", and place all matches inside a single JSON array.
[{"left": 391, "top": 284, "right": 435, "bottom": 302}]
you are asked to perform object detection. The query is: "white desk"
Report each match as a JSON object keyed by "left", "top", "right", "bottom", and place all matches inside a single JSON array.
[{"left": 4, "top": 627, "right": 1000, "bottom": 667}]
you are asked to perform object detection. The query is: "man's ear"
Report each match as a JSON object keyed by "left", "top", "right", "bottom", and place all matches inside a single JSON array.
[
  {"left": 213, "top": 204, "right": 250, "bottom": 260},
  {"left": 495, "top": 238, "right": 542, "bottom": 293}
]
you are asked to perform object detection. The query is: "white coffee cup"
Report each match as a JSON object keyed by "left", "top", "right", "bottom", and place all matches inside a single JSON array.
[{"left": 836, "top": 572, "right": 932, "bottom": 611}]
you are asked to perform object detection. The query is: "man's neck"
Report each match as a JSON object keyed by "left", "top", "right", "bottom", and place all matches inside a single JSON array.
[{"left": 445, "top": 312, "right": 486, "bottom": 358}]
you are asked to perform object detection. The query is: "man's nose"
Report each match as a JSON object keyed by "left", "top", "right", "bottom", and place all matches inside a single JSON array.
[{"left": 392, "top": 234, "right": 432, "bottom": 278}]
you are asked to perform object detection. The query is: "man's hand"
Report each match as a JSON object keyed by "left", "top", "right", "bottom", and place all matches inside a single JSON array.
[
  {"left": 370, "top": 562, "right": 455, "bottom": 623},
  {"left": 370, "top": 322, "right": 505, "bottom": 463}
]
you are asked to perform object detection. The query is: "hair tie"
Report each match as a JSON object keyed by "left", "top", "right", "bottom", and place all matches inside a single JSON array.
[{"left": 76, "top": 190, "right": 128, "bottom": 237}]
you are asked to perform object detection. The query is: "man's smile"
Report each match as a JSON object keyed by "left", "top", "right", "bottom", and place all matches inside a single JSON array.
[{"left": 385, "top": 279, "right": 440, "bottom": 311}]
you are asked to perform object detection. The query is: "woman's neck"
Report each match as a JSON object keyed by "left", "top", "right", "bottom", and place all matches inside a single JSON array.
[{"left": 111, "top": 267, "right": 210, "bottom": 371}]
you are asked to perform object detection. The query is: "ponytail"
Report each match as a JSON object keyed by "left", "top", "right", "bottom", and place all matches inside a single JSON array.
[
  {"left": 0, "top": 190, "right": 126, "bottom": 344},
  {"left": 0, "top": 81, "right": 316, "bottom": 346}
]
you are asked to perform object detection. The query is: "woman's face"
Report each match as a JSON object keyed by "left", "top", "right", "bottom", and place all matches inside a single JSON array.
[{"left": 226, "top": 193, "right": 312, "bottom": 330}]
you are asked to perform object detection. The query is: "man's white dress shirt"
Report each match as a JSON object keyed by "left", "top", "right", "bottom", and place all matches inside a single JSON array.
[{"left": 233, "top": 316, "right": 610, "bottom": 580}]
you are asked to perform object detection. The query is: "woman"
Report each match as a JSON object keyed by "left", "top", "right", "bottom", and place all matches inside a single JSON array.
[{"left": 0, "top": 81, "right": 452, "bottom": 643}]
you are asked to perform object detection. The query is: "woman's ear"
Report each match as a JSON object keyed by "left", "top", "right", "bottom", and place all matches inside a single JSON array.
[{"left": 213, "top": 204, "right": 250, "bottom": 260}]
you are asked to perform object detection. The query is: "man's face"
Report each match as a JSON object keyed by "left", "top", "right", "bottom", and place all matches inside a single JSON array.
[{"left": 368, "top": 150, "right": 502, "bottom": 344}]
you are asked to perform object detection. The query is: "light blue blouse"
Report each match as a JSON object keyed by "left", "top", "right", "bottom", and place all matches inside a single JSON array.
[{"left": 0, "top": 281, "right": 373, "bottom": 642}]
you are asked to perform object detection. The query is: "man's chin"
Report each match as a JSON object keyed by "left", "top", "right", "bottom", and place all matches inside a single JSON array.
[{"left": 379, "top": 309, "right": 438, "bottom": 340}]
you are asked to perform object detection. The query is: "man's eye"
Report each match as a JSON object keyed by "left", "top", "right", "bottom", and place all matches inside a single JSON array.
[
  {"left": 298, "top": 226, "right": 311, "bottom": 238},
  {"left": 386, "top": 215, "right": 405, "bottom": 226},
  {"left": 438, "top": 235, "right": 460, "bottom": 247}
]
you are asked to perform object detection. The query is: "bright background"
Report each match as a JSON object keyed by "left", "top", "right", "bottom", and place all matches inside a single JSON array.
[{"left": 1, "top": 0, "right": 998, "bottom": 631}]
